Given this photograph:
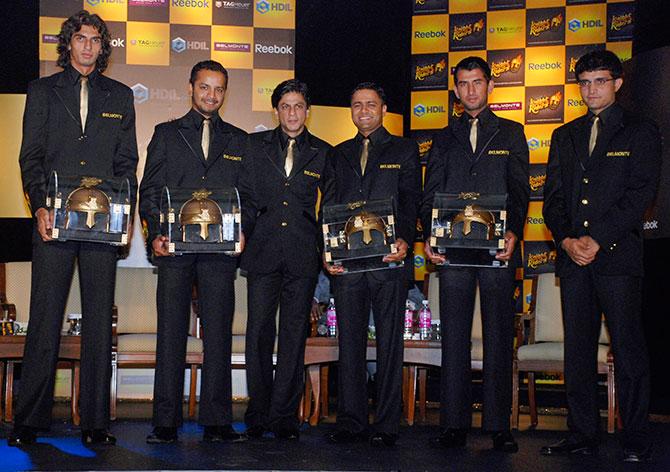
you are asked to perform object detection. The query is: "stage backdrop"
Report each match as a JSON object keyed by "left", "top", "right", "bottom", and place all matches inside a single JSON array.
[{"left": 410, "top": 0, "right": 637, "bottom": 294}]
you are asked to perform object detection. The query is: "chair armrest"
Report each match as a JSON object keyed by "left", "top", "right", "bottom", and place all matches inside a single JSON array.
[{"left": 111, "top": 305, "right": 118, "bottom": 353}]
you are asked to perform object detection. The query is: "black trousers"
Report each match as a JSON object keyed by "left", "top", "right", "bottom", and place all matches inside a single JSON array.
[
  {"left": 152, "top": 254, "right": 236, "bottom": 428},
  {"left": 560, "top": 268, "right": 650, "bottom": 446},
  {"left": 438, "top": 265, "right": 516, "bottom": 431},
  {"left": 14, "top": 235, "right": 116, "bottom": 430},
  {"left": 332, "top": 271, "right": 406, "bottom": 435},
  {"left": 244, "top": 269, "right": 316, "bottom": 431}
]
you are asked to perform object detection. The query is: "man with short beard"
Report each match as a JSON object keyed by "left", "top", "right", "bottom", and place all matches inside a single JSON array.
[
  {"left": 140, "top": 60, "right": 247, "bottom": 444},
  {"left": 12, "top": 10, "right": 138, "bottom": 446}
]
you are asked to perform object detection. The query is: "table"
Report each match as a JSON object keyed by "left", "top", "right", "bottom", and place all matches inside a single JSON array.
[
  {"left": 0, "top": 334, "right": 81, "bottom": 424},
  {"left": 303, "top": 337, "right": 442, "bottom": 426}
]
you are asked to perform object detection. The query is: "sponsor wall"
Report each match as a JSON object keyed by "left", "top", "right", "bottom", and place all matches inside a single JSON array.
[
  {"left": 39, "top": 0, "right": 296, "bottom": 267},
  {"left": 410, "top": 0, "right": 635, "bottom": 287}
]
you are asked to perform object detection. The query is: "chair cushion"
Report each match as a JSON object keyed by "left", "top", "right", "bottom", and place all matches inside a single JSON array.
[
  {"left": 117, "top": 333, "right": 202, "bottom": 353},
  {"left": 517, "top": 341, "right": 609, "bottom": 364}
]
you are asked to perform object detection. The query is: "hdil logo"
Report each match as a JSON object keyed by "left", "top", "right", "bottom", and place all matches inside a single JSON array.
[
  {"left": 256, "top": 0, "right": 291, "bottom": 13},
  {"left": 569, "top": 18, "right": 603, "bottom": 32},
  {"left": 86, "top": 0, "right": 100, "bottom": 5},
  {"left": 171, "top": 37, "right": 186, "bottom": 53},
  {"left": 414, "top": 255, "right": 425, "bottom": 269},
  {"left": 527, "top": 137, "right": 551, "bottom": 150},
  {"left": 131, "top": 83, "right": 149, "bottom": 104},
  {"left": 413, "top": 103, "right": 444, "bottom": 117}
]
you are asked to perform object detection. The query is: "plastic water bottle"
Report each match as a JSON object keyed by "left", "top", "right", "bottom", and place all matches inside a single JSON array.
[
  {"left": 403, "top": 300, "right": 414, "bottom": 340},
  {"left": 326, "top": 298, "right": 337, "bottom": 337},
  {"left": 419, "top": 300, "right": 432, "bottom": 340}
]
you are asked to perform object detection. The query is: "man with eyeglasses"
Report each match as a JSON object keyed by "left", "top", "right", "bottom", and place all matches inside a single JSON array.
[{"left": 542, "top": 50, "right": 661, "bottom": 463}]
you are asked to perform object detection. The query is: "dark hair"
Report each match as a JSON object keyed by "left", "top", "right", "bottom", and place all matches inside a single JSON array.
[
  {"left": 350, "top": 82, "right": 387, "bottom": 105},
  {"left": 453, "top": 56, "right": 491, "bottom": 82},
  {"left": 189, "top": 60, "right": 229, "bottom": 86},
  {"left": 574, "top": 50, "right": 623, "bottom": 81},
  {"left": 57, "top": 10, "right": 112, "bottom": 72},
  {"left": 271, "top": 79, "right": 310, "bottom": 109}
]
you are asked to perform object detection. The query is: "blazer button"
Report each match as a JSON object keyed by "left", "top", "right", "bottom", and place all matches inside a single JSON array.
[
  {"left": 582, "top": 177, "right": 589, "bottom": 184},
  {"left": 583, "top": 220, "right": 589, "bottom": 228},
  {"left": 581, "top": 199, "right": 588, "bottom": 205},
  {"left": 283, "top": 201, "right": 288, "bottom": 206},
  {"left": 281, "top": 222, "right": 288, "bottom": 227},
  {"left": 285, "top": 182, "right": 290, "bottom": 187},
  {"left": 80, "top": 160, "right": 86, "bottom": 166},
  {"left": 201, "top": 176, "right": 206, "bottom": 180}
]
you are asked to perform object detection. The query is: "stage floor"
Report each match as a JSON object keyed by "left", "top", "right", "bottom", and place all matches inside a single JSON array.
[{"left": 1, "top": 403, "right": 668, "bottom": 471}]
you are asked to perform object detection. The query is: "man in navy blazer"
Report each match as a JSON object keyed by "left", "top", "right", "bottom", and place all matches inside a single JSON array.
[
  {"left": 324, "top": 82, "right": 422, "bottom": 447},
  {"left": 240, "top": 80, "right": 333, "bottom": 439},
  {"left": 541, "top": 50, "right": 661, "bottom": 463},
  {"left": 421, "top": 57, "right": 528, "bottom": 453},
  {"left": 139, "top": 60, "right": 247, "bottom": 444},
  {"left": 12, "top": 10, "right": 138, "bottom": 446}
]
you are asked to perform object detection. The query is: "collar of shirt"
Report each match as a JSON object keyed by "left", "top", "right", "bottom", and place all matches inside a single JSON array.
[
  {"left": 278, "top": 128, "right": 306, "bottom": 151},
  {"left": 66, "top": 64, "right": 99, "bottom": 87},
  {"left": 187, "top": 108, "right": 220, "bottom": 133},
  {"left": 587, "top": 102, "right": 618, "bottom": 129},
  {"left": 460, "top": 106, "right": 493, "bottom": 129},
  {"left": 355, "top": 126, "right": 386, "bottom": 148}
]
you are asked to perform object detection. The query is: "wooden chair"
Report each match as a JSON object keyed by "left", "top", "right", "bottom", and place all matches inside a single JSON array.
[
  {"left": 1, "top": 263, "right": 81, "bottom": 425},
  {"left": 511, "top": 273, "right": 617, "bottom": 433},
  {"left": 110, "top": 268, "right": 203, "bottom": 420}
]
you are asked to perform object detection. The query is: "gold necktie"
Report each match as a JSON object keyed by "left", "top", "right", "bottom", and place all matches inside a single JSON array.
[
  {"left": 201, "top": 118, "right": 211, "bottom": 160},
  {"left": 285, "top": 138, "right": 295, "bottom": 176},
  {"left": 80, "top": 76, "right": 88, "bottom": 133},
  {"left": 588, "top": 116, "right": 599, "bottom": 156},
  {"left": 360, "top": 138, "right": 370, "bottom": 175},
  {"left": 469, "top": 118, "right": 478, "bottom": 153}
]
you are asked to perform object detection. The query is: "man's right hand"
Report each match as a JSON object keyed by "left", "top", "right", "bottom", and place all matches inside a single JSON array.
[
  {"left": 35, "top": 207, "right": 54, "bottom": 242},
  {"left": 424, "top": 241, "right": 446, "bottom": 265},
  {"left": 561, "top": 237, "right": 596, "bottom": 266},
  {"left": 323, "top": 254, "right": 344, "bottom": 275},
  {"left": 152, "top": 235, "right": 170, "bottom": 257}
]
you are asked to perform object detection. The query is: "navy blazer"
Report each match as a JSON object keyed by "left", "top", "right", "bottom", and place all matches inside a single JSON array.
[
  {"left": 543, "top": 103, "right": 662, "bottom": 277},
  {"left": 421, "top": 108, "right": 529, "bottom": 243},
  {"left": 139, "top": 109, "right": 248, "bottom": 247},
  {"left": 19, "top": 66, "right": 139, "bottom": 216},
  {"left": 240, "top": 127, "right": 333, "bottom": 277},
  {"left": 323, "top": 126, "right": 422, "bottom": 280}
]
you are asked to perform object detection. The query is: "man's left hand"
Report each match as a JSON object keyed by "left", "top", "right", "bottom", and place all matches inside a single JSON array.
[
  {"left": 383, "top": 238, "right": 408, "bottom": 263},
  {"left": 495, "top": 231, "right": 517, "bottom": 262}
]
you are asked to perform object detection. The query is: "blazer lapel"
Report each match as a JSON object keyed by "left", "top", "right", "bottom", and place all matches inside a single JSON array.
[
  {"left": 261, "top": 131, "right": 286, "bottom": 178},
  {"left": 451, "top": 118, "right": 473, "bottom": 157},
  {"left": 205, "top": 120, "right": 233, "bottom": 168},
  {"left": 52, "top": 72, "right": 80, "bottom": 130},
  {"left": 569, "top": 115, "right": 591, "bottom": 168},
  {"left": 288, "top": 131, "right": 318, "bottom": 180},
  {"left": 83, "top": 78, "right": 111, "bottom": 138},
  {"left": 178, "top": 119, "right": 206, "bottom": 165}
]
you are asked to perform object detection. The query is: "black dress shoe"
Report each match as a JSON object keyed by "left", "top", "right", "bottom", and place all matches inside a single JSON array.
[
  {"left": 622, "top": 445, "right": 652, "bottom": 463},
  {"left": 203, "top": 425, "right": 247, "bottom": 443},
  {"left": 245, "top": 425, "right": 265, "bottom": 439},
  {"left": 146, "top": 427, "right": 178, "bottom": 444},
  {"left": 369, "top": 432, "right": 397, "bottom": 447},
  {"left": 430, "top": 428, "right": 467, "bottom": 449},
  {"left": 81, "top": 429, "right": 116, "bottom": 446},
  {"left": 541, "top": 437, "right": 597, "bottom": 456},
  {"left": 492, "top": 431, "right": 519, "bottom": 453},
  {"left": 8, "top": 426, "right": 37, "bottom": 447},
  {"left": 327, "top": 429, "right": 367, "bottom": 444},
  {"left": 273, "top": 427, "right": 300, "bottom": 440}
]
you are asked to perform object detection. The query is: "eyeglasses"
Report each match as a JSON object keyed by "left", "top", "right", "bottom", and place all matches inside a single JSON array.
[{"left": 577, "top": 78, "right": 616, "bottom": 88}]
